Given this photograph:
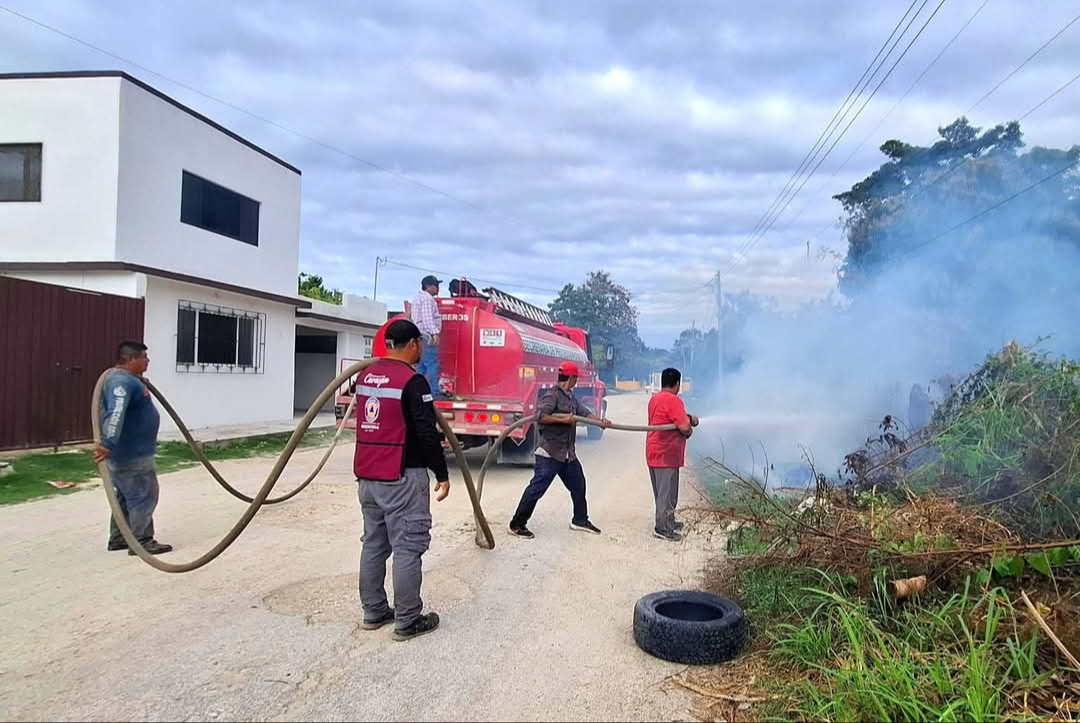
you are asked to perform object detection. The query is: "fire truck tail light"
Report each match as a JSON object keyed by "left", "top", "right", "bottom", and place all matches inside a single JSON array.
[
  {"left": 464, "top": 412, "right": 475, "bottom": 423},
  {"left": 491, "top": 413, "right": 502, "bottom": 423},
  {"left": 478, "top": 413, "right": 488, "bottom": 423}
]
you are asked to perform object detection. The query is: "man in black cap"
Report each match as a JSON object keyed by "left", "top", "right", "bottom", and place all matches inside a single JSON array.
[
  {"left": 354, "top": 318, "right": 450, "bottom": 641},
  {"left": 410, "top": 275, "right": 445, "bottom": 399}
]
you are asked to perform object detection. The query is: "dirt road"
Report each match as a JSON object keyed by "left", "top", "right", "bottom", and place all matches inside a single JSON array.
[{"left": 0, "top": 393, "right": 718, "bottom": 721}]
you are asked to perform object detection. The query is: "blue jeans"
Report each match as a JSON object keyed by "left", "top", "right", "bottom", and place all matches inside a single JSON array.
[
  {"left": 107, "top": 455, "right": 160, "bottom": 547},
  {"left": 510, "top": 456, "right": 589, "bottom": 528},
  {"left": 416, "top": 338, "right": 441, "bottom": 395}
]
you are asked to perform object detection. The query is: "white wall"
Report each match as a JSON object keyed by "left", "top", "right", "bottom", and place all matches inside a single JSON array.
[
  {"left": 0, "top": 77, "right": 120, "bottom": 261},
  {"left": 115, "top": 79, "right": 302, "bottom": 297},
  {"left": 0, "top": 270, "right": 139, "bottom": 298},
  {"left": 142, "top": 276, "right": 295, "bottom": 431}
]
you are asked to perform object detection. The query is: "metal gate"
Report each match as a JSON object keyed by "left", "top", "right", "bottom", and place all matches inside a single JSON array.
[{"left": 0, "top": 276, "right": 145, "bottom": 450}]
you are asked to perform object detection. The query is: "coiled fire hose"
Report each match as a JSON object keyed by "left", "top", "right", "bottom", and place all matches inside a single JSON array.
[{"left": 92, "top": 362, "right": 679, "bottom": 572}]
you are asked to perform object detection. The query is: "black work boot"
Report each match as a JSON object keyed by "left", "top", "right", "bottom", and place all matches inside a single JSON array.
[{"left": 393, "top": 612, "right": 441, "bottom": 642}]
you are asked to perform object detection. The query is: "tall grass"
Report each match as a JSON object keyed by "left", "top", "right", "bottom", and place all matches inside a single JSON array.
[{"left": 765, "top": 577, "right": 1043, "bottom": 722}]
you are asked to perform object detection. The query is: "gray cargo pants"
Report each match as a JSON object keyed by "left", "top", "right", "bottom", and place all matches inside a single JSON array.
[
  {"left": 649, "top": 467, "right": 680, "bottom": 535},
  {"left": 358, "top": 468, "right": 433, "bottom": 630}
]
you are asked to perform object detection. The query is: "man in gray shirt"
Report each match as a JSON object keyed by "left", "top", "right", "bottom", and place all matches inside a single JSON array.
[{"left": 508, "top": 361, "right": 610, "bottom": 539}]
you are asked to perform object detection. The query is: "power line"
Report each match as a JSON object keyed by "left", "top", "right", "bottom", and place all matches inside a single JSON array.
[
  {"left": 905, "top": 67, "right": 1080, "bottom": 202},
  {"left": 963, "top": 9, "right": 1080, "bottom": 115},
  {"left": 724, "top": 0, "right": 949, "bottom": 278},
  {"left": 0, "top": 3, "right": 531, "bottom": 227},
  {"left": 769, "top": 0, "right": 993, "bottom": 244},
  {"left": 777, "top": 5, "right": 1079, "bottom": 267},
  {"left": 906, "top": 156, "right": 1079, "bottom": 253},
  {"left": 741, "top": 0, "right": 925, "bottom": 245}
]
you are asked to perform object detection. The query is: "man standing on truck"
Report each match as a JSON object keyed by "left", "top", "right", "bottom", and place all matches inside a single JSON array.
[
  {"left": 354, "top": 319, "right": 450, "bottom": 641},
  {"left": 509, "top": 360, "right": 611, "bottom": 539},
  {"left": 410, "top": 275, "right": 445, "bottom": 399},
  {"left": 646, "top": 367, "right": 699, "bottom": 542},
  {"left": 93, "top": 341, "right": 172, "bottom": 556}
]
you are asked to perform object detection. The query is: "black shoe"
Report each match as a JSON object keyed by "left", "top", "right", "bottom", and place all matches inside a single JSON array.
[
  {"left": 360, "top": 608, "right": 396, "bottom": 631},
  {"left": 509, "top": 524, "right": 535, "bottom": 539},
  {"left": 393, "top": 612, "right": 441, "bottom": 642},
  {"left": 107, "top": 543, "right": 128, "bottom": 552},
  {"left": 128, "top": 540, "right": 173, "bottom": 556},
  {"left": 654, "top": 529, "right": 683, "bottom": 542},
  {"left": 570, "top": 520, "right": 602, "bottom": 535},
  {"left": 674, "top": 521, "right": 686, "bottom": 532}
]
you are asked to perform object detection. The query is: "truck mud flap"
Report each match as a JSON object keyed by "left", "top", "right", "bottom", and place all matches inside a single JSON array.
[{"left": 496, "top": 426, "right": 536, "bottom": 466}]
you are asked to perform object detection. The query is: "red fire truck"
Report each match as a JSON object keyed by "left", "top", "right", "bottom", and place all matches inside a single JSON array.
[{"left": 335, "top": 282, "right": 607, "bottom": 464}]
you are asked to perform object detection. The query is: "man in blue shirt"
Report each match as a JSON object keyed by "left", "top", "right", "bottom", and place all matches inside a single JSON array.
[{"left": 93, "top": 341, "right": 172, "bottom": 556}]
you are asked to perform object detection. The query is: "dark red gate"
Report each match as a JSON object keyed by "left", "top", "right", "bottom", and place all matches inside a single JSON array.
[{"left": 0, "top": 276, "right": 145, "bottom": 450}]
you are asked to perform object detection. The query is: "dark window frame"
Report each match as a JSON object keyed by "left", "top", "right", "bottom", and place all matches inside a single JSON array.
[
  {"left": 0, "top": 143, "right": 43, "bottom": 202},
  {"left": 175, "top": 300, "right": 266, "bottom": 374},
  {"left": 180, "top": 170, "right": 260, "bottom": 246}
]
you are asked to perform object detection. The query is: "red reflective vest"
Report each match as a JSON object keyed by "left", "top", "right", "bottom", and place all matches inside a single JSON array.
[{"left": 353, "top": 359, "right": 420, "bottom": 481}]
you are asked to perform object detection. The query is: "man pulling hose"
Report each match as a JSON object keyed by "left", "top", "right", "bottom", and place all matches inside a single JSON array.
[{"left": 354, "top": 319, "right": 450, "bottom": 641}]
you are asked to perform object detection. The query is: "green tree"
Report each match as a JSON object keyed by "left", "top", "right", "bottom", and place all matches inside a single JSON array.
[
  {"left": 834, "top": 117, "right": 1080, "bottom": 290},
  {"left": 298, "top": 272, "right": 343, "bottom": 305},
  {"left": 549, "top": 270, "right": 643, "bottom": 376}
]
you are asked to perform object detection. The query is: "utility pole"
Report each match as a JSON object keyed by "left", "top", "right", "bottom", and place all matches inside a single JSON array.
[
  {"left": 372, "top": 256, "right": 387, "bottom": 300},
  {"left": 712, "top": 272, "right": 724, "bottom": 386}
]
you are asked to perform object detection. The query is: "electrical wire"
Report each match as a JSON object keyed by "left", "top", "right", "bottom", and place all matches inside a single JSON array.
[
  {"left": 724, "top": 0, "right": 950, "bottom": 277},
  {"left": 0, "top": 3, "right": 534, "bottom": 229}
]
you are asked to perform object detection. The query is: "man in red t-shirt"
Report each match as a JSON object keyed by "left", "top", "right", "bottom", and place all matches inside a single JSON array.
[{"left": 646, "top": 368, "right": 699, "bottom": 541}]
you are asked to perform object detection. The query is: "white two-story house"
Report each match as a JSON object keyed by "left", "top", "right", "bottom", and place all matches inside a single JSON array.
[{"left": 0, "top": 71, "right": 383, "bottom": 445}]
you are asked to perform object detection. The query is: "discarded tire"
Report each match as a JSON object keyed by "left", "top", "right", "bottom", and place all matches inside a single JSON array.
[{"left": 633, "top": 590, "right": 748, "bottom": 665}]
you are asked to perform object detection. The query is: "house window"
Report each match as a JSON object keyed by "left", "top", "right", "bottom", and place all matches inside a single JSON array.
[
  {"left": 180, "top": 171, "right": 260, "bottom": 245},
  {"left": 176, "top": 300, "right": 265, "bottom": 373},
  {"left": 0, "top": 144, "right": 42, "bottom": 202},
  {"left": 364, "top": 336, "right": 374, "bottom": 357}
]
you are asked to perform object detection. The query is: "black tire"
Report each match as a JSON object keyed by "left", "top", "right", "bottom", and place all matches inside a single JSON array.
[{"left": 633, "top": 590, "right": 748, "bottom": 665}]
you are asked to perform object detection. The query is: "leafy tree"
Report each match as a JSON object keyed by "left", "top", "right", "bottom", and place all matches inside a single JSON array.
[
  {"left": 550, "top": 270, "right": 643, "bottom": 377},
  {"left": 834, "top": 117, "right": 1080, "bottom": 291},
  {"left": 298, "top": 272, "right": 343, "bottom": 305}
]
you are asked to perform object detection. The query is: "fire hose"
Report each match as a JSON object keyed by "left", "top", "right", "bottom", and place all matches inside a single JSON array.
[{"left": 92, "top": 362, "right": 678, "bottom": 573}]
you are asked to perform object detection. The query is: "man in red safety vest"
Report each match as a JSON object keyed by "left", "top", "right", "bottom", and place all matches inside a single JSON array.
[{"left": 354, "top": 319, "right": 450, "bottom": 641}]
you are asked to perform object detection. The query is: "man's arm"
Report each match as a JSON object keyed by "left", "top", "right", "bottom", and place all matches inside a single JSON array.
[
  {"left": 403, "top": 375, "right": 451, "bottom": 493},
  {"left": 94, "top": 375, "right": 129, "bottom": 461},
  {"left": 671, "top": 398, "right": 693, "bottom": 437},
  {"left": 575, "top": 396, "right": 611, "bottom": 428},
  {"left": 411, "top": 295, "right": 441, "bottom": 339}
]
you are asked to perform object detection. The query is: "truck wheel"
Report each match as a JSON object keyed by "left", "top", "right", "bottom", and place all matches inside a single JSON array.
[{"left": 633, "top": 590, "right": 748, "bottom": 665}]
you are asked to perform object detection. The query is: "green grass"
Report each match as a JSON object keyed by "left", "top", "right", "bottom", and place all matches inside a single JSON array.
[
  {"left": 0, "top": 428, "right": 338, "bottom": 506},
  {"left": 763, "top": 580, "right": 1049, "bottom": 722}
]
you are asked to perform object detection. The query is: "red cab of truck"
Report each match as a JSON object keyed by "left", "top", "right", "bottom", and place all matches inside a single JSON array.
[{"left": 335, "top": 282, "right": 607, "bottom": 464}]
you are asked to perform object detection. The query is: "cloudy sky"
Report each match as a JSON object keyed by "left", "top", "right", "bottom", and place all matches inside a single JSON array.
[{"left": 2, "top": 0, "right": 1078, "bottom": 345}]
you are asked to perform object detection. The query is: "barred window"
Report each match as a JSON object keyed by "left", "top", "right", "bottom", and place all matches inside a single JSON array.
[{"left": 176, "top": 300, "right": 265, "bottom": 373}]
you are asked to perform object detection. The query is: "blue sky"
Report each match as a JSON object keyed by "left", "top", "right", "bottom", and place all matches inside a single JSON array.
[{"left": 2, "top": 0, "right": 1078, "bottom": 345}]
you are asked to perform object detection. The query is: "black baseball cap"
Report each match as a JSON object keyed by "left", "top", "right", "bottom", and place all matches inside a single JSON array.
[
  {"left": 385, "top": 319, "right": 423, "bottom": 347},
  {"left": 421, "top": 275, "right": 442, "bottom": 288}
]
